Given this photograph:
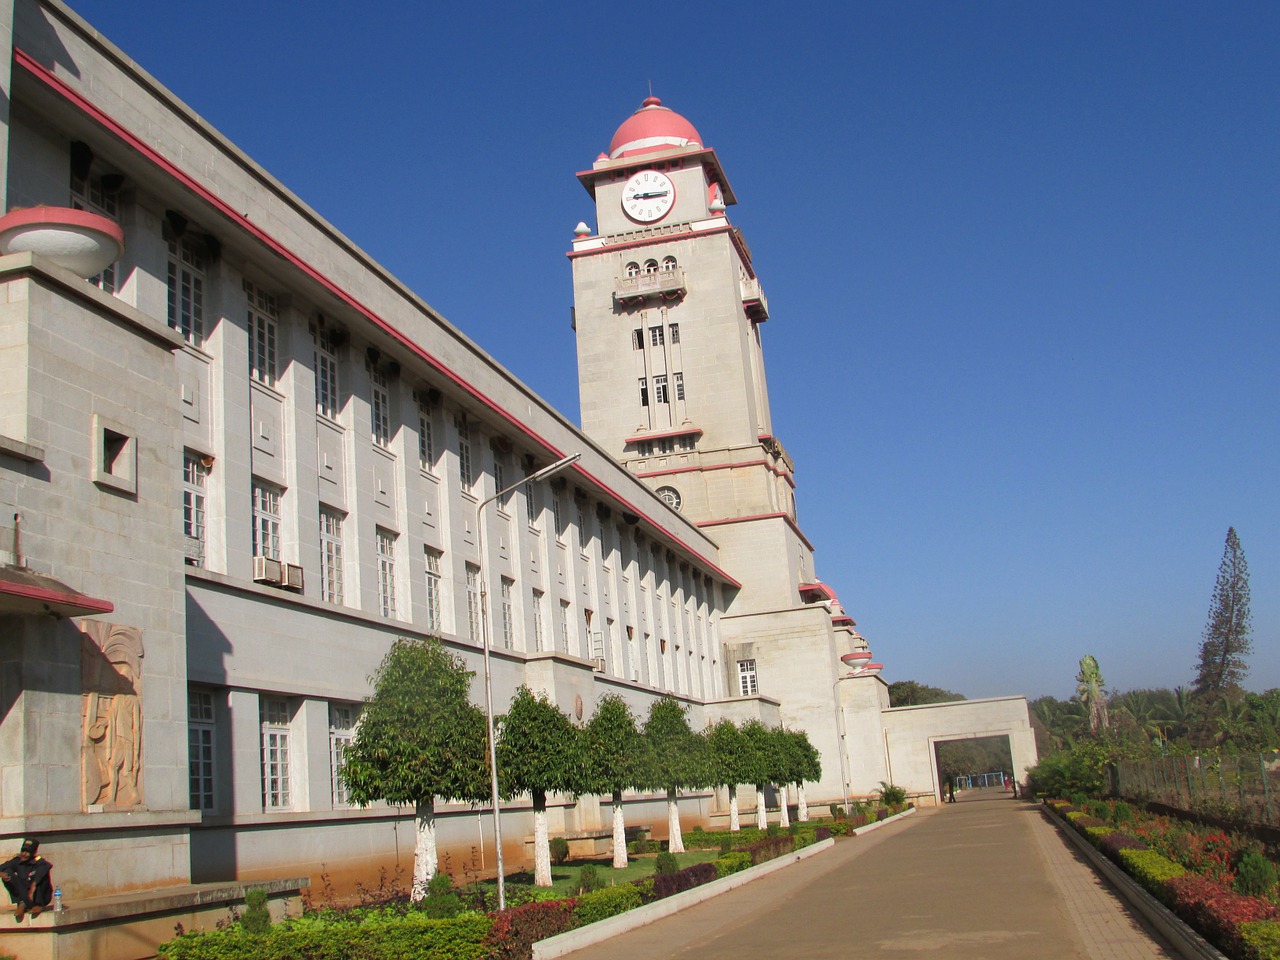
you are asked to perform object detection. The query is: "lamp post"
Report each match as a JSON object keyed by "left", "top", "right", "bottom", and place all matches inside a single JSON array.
[
  {"left": 476, "top": 452, "right": 581, "bottom": 911},
  {"left": 832, "top": 672, "right": 858, "bottom": 815}
]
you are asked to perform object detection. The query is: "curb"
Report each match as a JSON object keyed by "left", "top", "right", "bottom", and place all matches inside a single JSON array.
[
  {"left": 533, "top": 808, "right": 917, "bottom": 960},
  {"left": 1041, "top": 806, "right": 1227, "bottom": 960}
]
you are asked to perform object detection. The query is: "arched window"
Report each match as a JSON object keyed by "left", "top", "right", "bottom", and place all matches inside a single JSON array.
[
  {"left": 625, "top": 261, "right": 641, "bottom": 278},
  {"left": 661, "top": 256, "right": 677, "bottom": 272},
  {"left": 643, "top": 259, "right": 659, "bottom": 274}
]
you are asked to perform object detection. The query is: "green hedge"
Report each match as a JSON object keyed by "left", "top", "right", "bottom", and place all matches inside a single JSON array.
[
  {"left": 1116, "top": 848, "right": 1187, "bottom": 902},
  {"left": 573, "top": 886, "right": 642, "bottom": 927},
  {"left": 714, "top": 852, "right": 752, "bottom": 877},
  {"left": 158, "top": 912, "right": 493, "bottom": 960},
  {"left": 1240, "top": 920, "right": 1280, "bottom": 959}
]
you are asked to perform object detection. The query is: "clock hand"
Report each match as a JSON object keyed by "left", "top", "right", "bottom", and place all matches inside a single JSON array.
[{"left": 630, "top": 190, "right": 670, "bottom": 200}]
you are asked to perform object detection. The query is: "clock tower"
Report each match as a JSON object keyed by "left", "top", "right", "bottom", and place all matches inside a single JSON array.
[{"left": 569, "top": 98, "right": 875, "bottom": 801}]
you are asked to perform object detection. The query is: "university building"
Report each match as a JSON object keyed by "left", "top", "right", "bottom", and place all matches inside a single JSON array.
[{"left": 0, "top": 1, "right": 1034, "bottom": 955}]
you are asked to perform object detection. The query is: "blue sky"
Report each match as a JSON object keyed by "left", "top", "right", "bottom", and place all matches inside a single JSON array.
[{"left": 66, "top": 1, "right": 1279, "bottom": 699}]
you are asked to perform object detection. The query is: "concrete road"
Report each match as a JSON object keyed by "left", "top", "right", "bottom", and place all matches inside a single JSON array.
[{"left": 561, "top": 791, "right": 1177, "bottom": 960}]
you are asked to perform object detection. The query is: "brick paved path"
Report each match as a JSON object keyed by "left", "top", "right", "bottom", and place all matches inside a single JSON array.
[{"left": 561, "top": 791, "right": 1177, "bottom": 960}]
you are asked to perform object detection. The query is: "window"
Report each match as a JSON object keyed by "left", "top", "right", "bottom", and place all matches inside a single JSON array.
[
  {"left": 551, "top": 492, "right": 565, "bottom": 541},
  {"left": 636, "top": 441, "right": 653, "bottom": 457},
  {"left": 319, "top": 507, "right": 344, "bottom": 604},
  {"left": 329, "top": 703, "right": 358, "bottom": 807},
  {"left": 424, "top": 547, "right": 443, "bottom": 632},
  {"left": 525, "top": 480, "right": 541, "bottom": 532},
  {"left": 638, "top": 378, "right": 649, "bottom": 407},
  {"left": 70, "top": 170, "right": 119, "bottom": 293},
  {"left": 312, "top": 324, "right": 341, "bottom": 420},
  {"left": 577, "top": 507, "right": 589, "bottom": 552},
  {"left": 418, "top": 400, "right": 435, "bottom": 472},
  {"left": 627, "top": 627, "right": 638, "bottom": 682},
  {"left": 494, "top": 456, "right": 506, "bottom": 503},
  {"left": 245, "top": 280, "right": 279, "bottom": 387},
  {"left": 737, "top": 659, "right": 758, "bottom": 696},
  {"left": 661, "top": 256, "right": 677, "bottom": 272},
  {"left": 674, "top": 372, "right": 686, "bottom": 401},
  {"left": 532, "top": 589, "right": 545, "bottom": 651},
  {"left": 377, "top": 528, "right": 397, "bottom": 617},
  {"left": 583, "top": 609, "right": 594, "bottom": 659},
  {"left": 183, "top": 451, "right": 208, "bottom": 567},
  {"left": 466, "top": 563, "right": 481, "bottom": 643},
  {"left": 649, "top": 325, "right": 664, "bottom": 347},
  {"left": 188, "top": 689, "right": 216, "bottom": 811},
  {"left": 559, "top": 600, "right": 571, "bottom": 652},
  {"left": 167, "top": 236, "right": 206, "bottom": 346},
  {"left": 643, "top": 259, "right": 659, "bottom": 274},
  {"left": 456, "top": 415, "right": 474, "bottom": 489},
  {"left": 260, "top": 697, "right": 292, "bottom": 809},
  {"left": 92, "top": 415, "right": 136, "bottom": 495},
  {"left": 669, "top": 323, "right": 680, "bottom": 344},
  {"left": 653, "top": 375, "right": 669, "bottom": 404},
  {"left": 369, "top": 363, "right": 390, "bottom": 448},
  {"left": 625, "top": 261, "right": 640, "bottom": 278},
  {"left": 657, "top": 437, "right": 674, "bottom": 455},
  {"left": 632, "top": 328, "right": 643, "bottom": 351},
  {"left": 252, "top": 479, "right": 282, "bottom": 561},
  {"left": 501, "top": 577, "right": 515, "bottom": 649}
]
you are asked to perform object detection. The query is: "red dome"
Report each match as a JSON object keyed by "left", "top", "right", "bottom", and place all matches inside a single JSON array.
[{"left": 609, "top": 97, "right": 703, "bottom": 160}]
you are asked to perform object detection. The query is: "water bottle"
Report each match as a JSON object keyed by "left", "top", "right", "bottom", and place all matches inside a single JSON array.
[{"left": 53, "top": 886, "right": 62, "bottom": 912}]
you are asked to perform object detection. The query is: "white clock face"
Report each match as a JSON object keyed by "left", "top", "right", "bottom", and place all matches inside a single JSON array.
[
  {"left": 656, "top": 486, "right": 682, "bottom": 511},
  {"left": 621, "top": 170, "right": 675, "bottom": 223}
]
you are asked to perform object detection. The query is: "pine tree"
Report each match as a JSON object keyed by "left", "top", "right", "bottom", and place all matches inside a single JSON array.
[{"left": 1194, "top": 527, "right": 1253, "bottom": 697}]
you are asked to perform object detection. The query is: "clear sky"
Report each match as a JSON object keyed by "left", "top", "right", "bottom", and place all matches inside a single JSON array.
[{"left": 63, "top": 0, "right": 1280, "bottom": 700}]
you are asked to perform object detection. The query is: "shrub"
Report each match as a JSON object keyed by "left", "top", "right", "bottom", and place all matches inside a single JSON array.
[
  {"left": 1085, "top": 799, "right": 1111, "bottom": 820},
  {"left": 485, "top": 899, "right": 579, "bottom": 960},
  {"left": 745, "top": 835, "right": 794, "bottom": 866},
  {"left": 828, "top": 803, "right": 845, "bottom": 820},
  {"left": 651, "top": 861, "right": 717, "bottom": 900},
  {"left": 816, "top": 826, "right": 833, "bottom": 842},
  {"left": 792, "top": 827, "right": 818, "bottom": 849},
  {"left": 718, "top": 835, "right": 733, "bottom": 855},
  {"left": 241, "top": 888, "right": 271, "bottom": 935},
  {"left": 876, "top": 807, "right": 890, "bottom": 822},
  {"left": 654, "top": 851, "right": 679, "bottom": 875},
  {"left": 573, "top": 885, "right": 641, "bottom": 926},
  {"left": 1118, "top": 848, "right": 1187, "bottom": 901},
  {"left": 1084, "top": 825, "right": 1115, "bottom": 845},
  {"left": 1236, "top": 849, "right": 1279, "bottom": 898},
  {"left": 1067, "top": 791, "right": 1090, "bottom": 807},
  {"left": 827, "top": 821, "right": 852, "bottom": 837},
  {"left": 1167, "top": 875, "right": 1277, "bottom": 955},
  {"left": 765, "top": 823, "right": 781, "bottom": 838},
  {"left": 1110, "top": 800, "right": 1134, "bottom": 825},
  {"left": 549, "top": 837, "right": 570, "bottom": 866},
  {"left": 715, "top": 852, "right": 752, "bottom": 877},
  {"left": 1098, "top": 832, "right": 1149, "bottom": 862},
  {"left": 877, "top": 782, "right": 908, "bottom": 807},
  {"left": 1240, "top": 920, "right": 1280, "bottom": 960},
  {"left": 576, "top": 864, "right": 603, "bottom": 894},
  {"left": 631, "top": 830, "right": 650, "bottom": 855}
]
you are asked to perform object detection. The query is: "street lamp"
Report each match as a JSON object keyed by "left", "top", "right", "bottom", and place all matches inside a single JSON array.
[
  {"left": 476, "top": 452, "right": 581, "bottom": 911},
  {"left": 832, "top": 672, "right": 859, "bottom": 815}
]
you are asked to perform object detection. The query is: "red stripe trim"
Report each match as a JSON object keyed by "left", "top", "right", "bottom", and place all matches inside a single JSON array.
[
  {"left": 634, "top": 458, "right": 795, "bottom": 488},
  {"left": 14, "top": 49, "right": 741, "bottom": 589},
  {"left": 695, "top": 512, "right": 815, "bottom": 551},
  {"left": 0, "top": 579, "right": 114, "bottom": 614}
]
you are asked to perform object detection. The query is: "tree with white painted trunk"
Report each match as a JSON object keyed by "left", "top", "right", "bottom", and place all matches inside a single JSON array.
[
  {"left": 339, "top": 637, "right": 489, "bottom": 902},
  {"left": 706, "top": 719, "right": 750, "bottom": 832},
  {"left": 642, "top": 697, "right": 704, "bottom": 854},
  {"left": 779, "top": 728, "right": 822, "bottom": 822},
  {"left": 496, "top": 687, "right": 585, "bottom": 887},
  {"left": 740, "top": 720, "right": 780, "bottom": 830},
  {"left": 583, "top": 694, "right": 646, "bottom": 869}
]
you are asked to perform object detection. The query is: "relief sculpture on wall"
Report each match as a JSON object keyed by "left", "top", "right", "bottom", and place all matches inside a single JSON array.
[{"left": 78, "top": 620, "right": 144, "bottom": 810}]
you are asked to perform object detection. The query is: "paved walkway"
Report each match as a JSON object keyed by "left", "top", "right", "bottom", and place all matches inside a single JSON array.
[{"left": 563, "top": 790, "right": 1178, "bottom": 960}]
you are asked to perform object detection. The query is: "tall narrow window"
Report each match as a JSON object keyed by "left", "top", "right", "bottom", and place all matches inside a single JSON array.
[
  {"left": 70, "top": 169, "right": 119, "bottom": 293},
  {"left": 183, "top": 450, "right": 208, "bottom": 567},
  {"left": 500, "top": 577, "right": 515, "bottom": 649},
  {"left": 456, "top": 415, "right": 474, "bottom": 489},
  {"left": 674, "top": 371, "right": 685, "bottom": 401},
  {"left": 653, "top": 375, "right": 669, "bottom": 404},
  {"left": 638, "top": 378, "right": 649, "bottom": 407},
  {"left": 737, "top": 659, "right": 758, "bottom": 696},
  {"left": 577, "top": 507, "right": 589, "bottom": 552},
  {"left": 551, "top": 492, "right": 564, "bottom": 541},
  {"left": 167, "top": 237, "right": 206, "bottom": 346},
  {"left": 559, "top": 600, "right": 571, "bottom": 652},
  {"left": 418, "top": 400, "right": 435, "bottom": 472},
  {"left": 319, "top": 507, "right": 344, "bottom": 605},
  {"left": 494, "top": 456, "right": 506, "bottom": 503},
  {"left": 632, "top": 328, "right": 643, "bottom": 350},
  {"left": 252, "top": 479, "right": 282, "bottom": 560},
  {"left": 329, "top": 703, "right": 357, "bottom": 807},
  {"left": 188, "top": 688, "right": 216, "bottom": 812},
  {"left": 260, "top": 697, "right": 292, "bottom": 809},
  {"left": 466, "top": 564, "right": 482, "bottom": 643},
  {"left": 424, "top": 547, "right": 443, "bottom": 632},
  {"left": 245, "top": 280, "right": 279, "bottom": 387},
  {"left": 668, "top": 323, "right": 680, "bottom": 344},
  {"left": 369, "top": 363, "right": 390, "bottom": 448},
  {"left": 525, "top": 480, "right": 542, "bottom": 532},
  {"left": 649, "top": 325, "right": 664, "bottom": 347},
  {"left": 312, "top": 324, "right": 341, "bottom": 420},
  {"left": 376, "top": 528, "right": 397, "bottom": 618},
  {"left": 532, "top": 589, "right": 546, "bottom": 650}
]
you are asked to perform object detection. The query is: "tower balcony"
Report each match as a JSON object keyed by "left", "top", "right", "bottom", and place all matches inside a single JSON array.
[
  {"left": 614, "top": 267, "right": 687, "bottom": 305},
  {"left": 741, "top": 277, "right": 769, "bottom": 321}
]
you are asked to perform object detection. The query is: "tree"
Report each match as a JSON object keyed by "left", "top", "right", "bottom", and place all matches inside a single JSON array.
[
  {"left": 1194, "top": 527, "right": 1253, "bottom": 698},
  {"left": 642, "top": 697, "right": 704, "bottom": 853},
  {"left": 1075, "top": 655, "right": 1109, "bottom": 734},
  {"left": 705, "top": 719, "right": 750, "bottom": 831},
  {"left": 496, "top": 686, "right": 585, "bottom": 886},
  {"left": 582, "top": 694, "right": 646, "bottom": 869},
  {"left": 887, "top": 681, "right": 966, "bottom": 707},
  {"left": 740, "top": 720, "right": 781, "bottom": 830},
  {"left": 340, "top": 637, "right": 489, "bottom": 901},
  {"left": 778, "top": 729, "right": 821, "bottom": 822}
]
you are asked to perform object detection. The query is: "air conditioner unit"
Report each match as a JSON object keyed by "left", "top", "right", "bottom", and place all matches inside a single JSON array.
[
  {"left": 283, "top": 562, "right": 304, "bottom": 591},
  {"left": 253, "top": 555, "right": 283, "bottom": 585},
  {"left": 592, "top": 657, "right": 607, "bottom": 673}
]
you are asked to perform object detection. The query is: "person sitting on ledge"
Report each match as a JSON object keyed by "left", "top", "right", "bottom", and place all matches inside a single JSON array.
[{"left": 0, "top": 838, "right": 53, "bottom": 922}]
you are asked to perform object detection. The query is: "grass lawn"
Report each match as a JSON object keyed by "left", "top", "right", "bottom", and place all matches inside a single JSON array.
[{"left": 496, "top": 851, "right": 719, "bottom": 897}]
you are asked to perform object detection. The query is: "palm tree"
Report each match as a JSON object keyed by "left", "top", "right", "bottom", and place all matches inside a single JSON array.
[{"left": 1076, "top": 655, "right": 1109, "bottom": 734}]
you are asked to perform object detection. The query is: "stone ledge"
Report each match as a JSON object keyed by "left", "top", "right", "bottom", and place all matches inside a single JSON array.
[
  {"left": 0, "top": 433, "right": 44, "bottom": 462},
  {"left": 1042, "top": 804, "right": 1226, "bottom": 960}
]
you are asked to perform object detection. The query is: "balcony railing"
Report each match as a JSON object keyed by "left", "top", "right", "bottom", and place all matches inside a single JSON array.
[
  {"left": 741, "top": 277, "right": 769, "bottom": 321},
  {"left": 615, "top": 268, "right": 687, "bottom": 303}
]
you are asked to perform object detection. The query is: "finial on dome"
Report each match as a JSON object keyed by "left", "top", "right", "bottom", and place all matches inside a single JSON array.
[
  {"left": 573, "top": 221, "right": 591, "bottom": 238},
  {"left": 642, "top": 96, "right": 662, "bottom": 108}
]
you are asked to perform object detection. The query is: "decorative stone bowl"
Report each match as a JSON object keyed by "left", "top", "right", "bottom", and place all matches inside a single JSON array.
[{"left": 0, "top": 205, "right": 124, "bottom": 278}]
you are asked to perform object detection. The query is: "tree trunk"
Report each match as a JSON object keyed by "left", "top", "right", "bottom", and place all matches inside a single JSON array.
[
  {"left": 612, "top": 790, "right": 627, "bottom": 869},
  {"left": 411, "top": 797, "right": 438, "bottom": 902},
  {"left": 666, "top": 788, "right": 685, "bottom": 853},
  {"left": 728, "top": 784, "right": 740, "bottom": 832},
  {"left": 797, "top": 782, "right": 809, "bottom": 822},
  {"left": 533, "top": 788, "right": 552, "bottom": 887},
  {"left": 755, "top": 786, "right": 767, "bottom": 830},
  {"left": 778, "top": 782, "right": 791, "bottom": 828}
]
